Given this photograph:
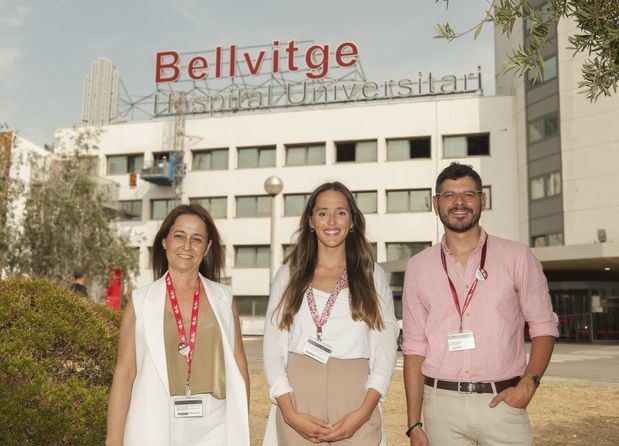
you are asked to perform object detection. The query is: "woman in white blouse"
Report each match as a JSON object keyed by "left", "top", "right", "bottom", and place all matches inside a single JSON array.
[{"left": 263, "top": 182, "right": 399, "bottom": 445}]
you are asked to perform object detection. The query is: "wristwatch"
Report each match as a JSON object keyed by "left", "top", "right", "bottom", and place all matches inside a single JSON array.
[
  {"left": 524, "top": 372, "right": 541, "bottom": 387},
  {"left": 405, "top": 421, "right": 423, "bottom": 438}
]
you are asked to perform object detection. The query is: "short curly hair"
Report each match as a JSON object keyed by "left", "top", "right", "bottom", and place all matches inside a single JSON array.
[{"left": 435, "top": 162, "right": 482, "bottom": 193}]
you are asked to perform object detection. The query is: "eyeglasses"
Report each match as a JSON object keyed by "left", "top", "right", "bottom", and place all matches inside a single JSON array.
[{"left": 435, "top": 190, "right": 482, "bottom": 201}]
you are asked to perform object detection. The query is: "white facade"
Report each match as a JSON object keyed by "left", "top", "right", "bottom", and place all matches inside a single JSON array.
[
  {"left": 0, "top": 132, "right": 51, "bottom": 227},
  {"left": 82, "top": 57, "right": 120, "bottom": 126},
  {"left": 61, "top": 95, "right": 518, "bottom": 305}
]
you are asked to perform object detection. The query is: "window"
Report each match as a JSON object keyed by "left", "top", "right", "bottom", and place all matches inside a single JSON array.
[
  {"left": 387, "top": 137, "right": 431, "bottom": 160},
  {"left": 284, "top": 193, "right": 310, "bottom": 216},
  {"left": 546, "top": 172, "right": 562, "bottom": 197},
  {"left": 386, "top": 242, "right": 431, "bottom": 261},
  {"left": 234, "top": 245, "right": 270, "bottom": 267},
  {"left": 532, "top": 232, "right": 563, "bottom": 247},
  {"left": 190, "top": 196, "right": 227, "bottom": 218},
  {"left": 131, "top": 247, "right": 140, "bottom": 267},
  {"left": 530, "top": 177, "right": 545, "bottom": 200},
  {"left": 107, "top": 154, "right": 143, "bottom": 174},
  {"left": 151, "top": 198, "right": 179, "bottom": 220},
  {"left": 528, "top": 114, "right": 559, "bottom": 144},
  {"left": 386, "top": 189, "right": 432, "bottom": 213},
  {"left": 286, "top": 143, "right": 325, "bottom": 166},
  {"left": 528, "top": 55, "right": 558, "bottom": 86},
  {"left": 282, "top": 244, "right": 295, "bottom": 259},
  {"left": 192, "top": 149, "right": 229, "bottom": 170},
  {"left": 119, "top": 200, "right": 142, "bottom": 221},
  {"left": 530, "top": 172, "right": 561, "bottom": 200},
  {"left": 443, "top": 134, "right": 490, "bottom": 157},
  {"left": 353, "top": 191, "right": 378, "bottom": 214},
  {"left": 235, "top": 195, "right": 272, "bottom": 217},
  {"left": 482, "top": 186, "right": 492, "bottom": 210},
  {"left": 237, "top": 146, "right": 276, "bottom": 168},
  {"left": 234, "top": 296, "right": 269, "bottom": 317},
  {"left": 335, "top": 140, "right": 377, "bottom": 163}
]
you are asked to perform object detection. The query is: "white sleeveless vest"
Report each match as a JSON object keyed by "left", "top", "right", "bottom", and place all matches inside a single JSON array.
[{"left": 123, "top": 273, "right": 249, "bottom": 445}]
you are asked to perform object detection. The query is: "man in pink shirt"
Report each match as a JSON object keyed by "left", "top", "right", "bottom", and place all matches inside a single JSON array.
[{"left": 402, "top": 163, "right": 559, "bottom": 446}]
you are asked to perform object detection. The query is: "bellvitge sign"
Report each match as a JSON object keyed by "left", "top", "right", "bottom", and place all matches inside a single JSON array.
[{"left": 153, "top": 40, "right": 482, "bottom": 116}]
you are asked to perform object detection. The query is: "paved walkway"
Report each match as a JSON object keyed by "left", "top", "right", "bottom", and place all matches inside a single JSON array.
[{"left": 246, "top": 338, "right": 619, "bottom": 387}]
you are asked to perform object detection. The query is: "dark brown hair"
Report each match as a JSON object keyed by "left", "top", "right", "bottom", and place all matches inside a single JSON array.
[
  {"left": 276, "top": 182, "right": 383, "bottom": 331},
  {"left": 435, "top": 162, "right": 482, "bottom": 193},
  {"left": 152, "top": 204, "right": 224, "bottom": 281}
]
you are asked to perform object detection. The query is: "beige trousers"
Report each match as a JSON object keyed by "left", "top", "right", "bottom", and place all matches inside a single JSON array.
[
  {"left": 276, "top": 353, "right": 381, "bottom": 445},
  {"left": 423, "top": 384, "right": 533, "bottom": 446}
]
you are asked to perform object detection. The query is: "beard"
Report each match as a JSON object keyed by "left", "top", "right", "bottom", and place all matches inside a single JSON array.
[{"left": 438, "top": 204, "right": 482, "bottom": 233}]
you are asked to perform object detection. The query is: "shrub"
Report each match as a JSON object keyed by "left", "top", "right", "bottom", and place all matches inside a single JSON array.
[{"left": 0, "top": 279, "right": 121, "bottom": 445}]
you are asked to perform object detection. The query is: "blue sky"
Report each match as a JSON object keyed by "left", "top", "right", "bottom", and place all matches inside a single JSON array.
[{"left": 0, "top": 0, "right": 496, "bottom": 145}]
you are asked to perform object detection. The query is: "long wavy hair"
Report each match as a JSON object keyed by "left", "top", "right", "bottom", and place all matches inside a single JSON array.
[
  {"left": 275, "top": 182, "right": 383, "bottom": 331},
  {"left": 152, "top": 204, "right": 224, "bottom": 281}
]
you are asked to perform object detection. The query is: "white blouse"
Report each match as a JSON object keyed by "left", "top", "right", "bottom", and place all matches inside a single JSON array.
[{"left": 263, "top": 263, "right": 399, "bottom": 402}]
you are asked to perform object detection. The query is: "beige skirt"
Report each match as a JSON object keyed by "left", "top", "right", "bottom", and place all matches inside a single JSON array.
[{"left": 275, "top": 353, "right": 381, "bottom": 445}]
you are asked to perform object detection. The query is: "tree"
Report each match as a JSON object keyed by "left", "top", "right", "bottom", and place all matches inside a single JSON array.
[
  {"left": 435, "top": 0, "right": 619, "bottom": 101},
  {"left": 2, "top": 127, "right": 139, "bottom": 293}
]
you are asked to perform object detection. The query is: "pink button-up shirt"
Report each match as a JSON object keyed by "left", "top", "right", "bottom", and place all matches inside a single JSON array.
[{"left": 402, "top": 229, "right": 559, "bottom": 382}]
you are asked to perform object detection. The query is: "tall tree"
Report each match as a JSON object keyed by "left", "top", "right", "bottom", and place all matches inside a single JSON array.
[
  {"left": 6, "top": 127, "right": 139, "bottom": 292},
  {"left": 435, "top": 0, "right": 619, "bottom": 101}
]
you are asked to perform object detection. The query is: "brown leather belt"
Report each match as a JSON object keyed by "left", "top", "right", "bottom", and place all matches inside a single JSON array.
[{"left": 424, "top": 376, "right": 521, "bottom": 394}]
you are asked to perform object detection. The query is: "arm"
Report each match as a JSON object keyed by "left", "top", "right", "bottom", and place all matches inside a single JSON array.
[
  {"left": 489, "top": 335, "right": 554, "bottom": 408},
  {"left": 403, "top": 355, "right": 428, "bottom": 446},
  {"left": 106, "top": 301, "right": 137, "bottom": 446},
  {"left": 401, "top": 259, "right": 429, "bottom": 446},
  {"left": 490, "top": 247, "right": 558, "bottom": 409},
  {"left": 231, "top": 301, "right": 250, "bottom": 406},
  {"left": 262, "top": 267, "right": 294, "bottom": 401}
]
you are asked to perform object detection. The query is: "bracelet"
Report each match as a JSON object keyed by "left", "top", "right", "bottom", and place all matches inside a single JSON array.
[{"left": 405, "top": 421, "right": 423, "bottom": 438}]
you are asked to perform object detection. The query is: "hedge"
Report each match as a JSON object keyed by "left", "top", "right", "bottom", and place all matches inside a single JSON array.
[{"left": 0, "top": 279, "right": 121, "bottom": 445}]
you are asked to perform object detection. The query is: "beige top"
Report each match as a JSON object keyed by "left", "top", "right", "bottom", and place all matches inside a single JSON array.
[{"left": 164, "top": 292, "right": 226, "bottom": 398}]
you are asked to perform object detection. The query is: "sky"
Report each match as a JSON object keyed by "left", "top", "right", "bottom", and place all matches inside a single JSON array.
[{"left": 0, "top": 0, "right": 496, "bottom": 146}]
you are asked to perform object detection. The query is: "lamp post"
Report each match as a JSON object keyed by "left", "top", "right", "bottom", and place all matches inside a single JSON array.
[{"left": 264, "top": 176, "right": 284, "bottom": 282}]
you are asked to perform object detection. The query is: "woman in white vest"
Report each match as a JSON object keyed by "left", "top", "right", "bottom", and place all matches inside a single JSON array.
[
  {"left": 263, "top": 182, "right": 398, "bottom": 445},
  {"left": 106, "top": 204, "right": 250, "bottom": 446}
]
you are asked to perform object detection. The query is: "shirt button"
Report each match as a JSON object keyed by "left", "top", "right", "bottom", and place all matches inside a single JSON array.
[
  {"left": 466, "top": 312, "right": 471, "bottom": 316},
  {"left": 465, "top": 284, "right": 469, "bottom": 289},
  {"left": 464, "top": 370, "right": 469, "bottom": 374}
]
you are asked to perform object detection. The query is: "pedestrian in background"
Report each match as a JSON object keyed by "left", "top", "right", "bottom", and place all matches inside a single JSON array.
[
  {"left": 106, "top": 204, "right": 250, "bottom": 446},
  {"left": 402, "top": 163, "right": 558, "bottom": 446},
  {"left": 69, "top": 266, "right": 88, "bottom": 297},
  {"left": 263, "top": 181, "right": 398, "bottom": 445}
]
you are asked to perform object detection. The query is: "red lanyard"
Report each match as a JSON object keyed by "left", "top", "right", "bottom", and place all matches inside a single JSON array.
[
  {"left": 306, "top": 269, "right": 348, "bottom": 341},
  {"left": 165, "top": 272, "right": 200, "bottom": 396},
  {"left": 440, "top": 239, "right": 488, "bottom": 332}
]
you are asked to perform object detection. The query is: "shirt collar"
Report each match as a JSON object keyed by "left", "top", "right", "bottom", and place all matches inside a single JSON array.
[{"left": 440, "top": 227, "right": 488, "bottom": 257}]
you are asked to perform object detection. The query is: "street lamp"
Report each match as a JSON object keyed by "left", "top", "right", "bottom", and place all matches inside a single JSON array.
[{"left": 264, "top": 176, "right": 284, "bottom": 282}]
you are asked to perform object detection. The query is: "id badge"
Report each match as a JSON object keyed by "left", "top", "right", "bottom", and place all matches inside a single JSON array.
[
  {"left": 172, "top": 396, "right": 203, "bottom": 418},
  {"left": 302, "top": 337, "right": 332, "bottom": 364},
  {"left": 447, "top": 331, "right": 476, "bottom": 351}
]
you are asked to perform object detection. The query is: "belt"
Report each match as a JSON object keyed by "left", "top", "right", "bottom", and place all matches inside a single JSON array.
[{"left": 424, "top": 376, "right": 521, "bottom": 394}]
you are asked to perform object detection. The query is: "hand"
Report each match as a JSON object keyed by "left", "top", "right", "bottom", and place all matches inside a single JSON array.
[
  {"left": 410, "top": 427, "right": 429, "bottom": 446},
  {"left": 316, "top": 408, "right": 370, "bottom": 442},
  {"left": 489, "top": 380, "right": 536, "bottom": 409},
  {"left": 283, "top": 410, "right": 332, "bottom": 443}
]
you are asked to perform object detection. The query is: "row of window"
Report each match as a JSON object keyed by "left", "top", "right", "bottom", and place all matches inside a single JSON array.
[
  {"left": 134, "top": 241, "right": 432, "bottom": 271},
  {"left": 119, "top": 186, "right": 493, "bottom": 221},
  {"left": 530, "top": 172, "right": 561, "bottom": 200},
  {"left": 106, "top": 133, "right": 490, "bottom": 174}
]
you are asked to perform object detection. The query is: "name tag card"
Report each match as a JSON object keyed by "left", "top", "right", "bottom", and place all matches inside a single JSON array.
[
  {"left": 303, "top": 338, "right": 332, "bottom": 364},
  {"left": 447, "top": 331, "right": 476, "bottom": 352},
  {"left": 173, "top": 396, "right": 203, "bottom": 418}
]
